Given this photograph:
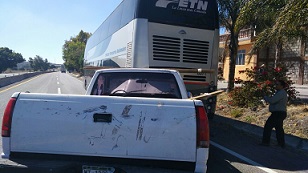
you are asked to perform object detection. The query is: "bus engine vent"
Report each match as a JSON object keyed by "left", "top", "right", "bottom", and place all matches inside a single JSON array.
[
  {"left": 152, "top": 35, "right": 180, "bottom": 62},
  {"left": 183, "top": 75, "right": 206, "bottom": 82},
  {"left": 183, "top": 39, "right": 209, "bottom": 64}
]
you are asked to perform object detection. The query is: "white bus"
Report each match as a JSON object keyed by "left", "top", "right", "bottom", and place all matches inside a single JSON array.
[{"left": 84, "top": 0, "right": 219, "bottom": 118}]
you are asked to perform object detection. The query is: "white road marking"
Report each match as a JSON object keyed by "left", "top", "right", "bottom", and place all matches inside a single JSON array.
[
  {"left": 211, "top": 141, "right": 278, "bottom": 173},
  {"left": 56, "top": 76, "right": 61, "bottom": 93}
]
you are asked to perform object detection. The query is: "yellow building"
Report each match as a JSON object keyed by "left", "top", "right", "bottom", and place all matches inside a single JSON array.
[
  {"left": 219, "top": 27, "right": 308, "bottom": 84},
  {"left": 219, "top": 28, "right": 257, "bottom": 82}
]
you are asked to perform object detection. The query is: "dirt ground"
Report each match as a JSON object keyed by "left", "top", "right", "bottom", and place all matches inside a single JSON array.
[{"left": 215, "top": 92, "right": 308, "bottom": 139}]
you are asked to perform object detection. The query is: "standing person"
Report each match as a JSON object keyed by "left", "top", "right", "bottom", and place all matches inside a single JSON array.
[
  {"left": 260, "top": 80, "right": 288, "bottom": 148},
  {"left": 92, "top": 75, "right": 105, "bottom": 95}
]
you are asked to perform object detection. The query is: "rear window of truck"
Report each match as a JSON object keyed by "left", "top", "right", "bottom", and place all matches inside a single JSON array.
[{"left": 91, "top": 72, "right": 181, "bottom": 99}]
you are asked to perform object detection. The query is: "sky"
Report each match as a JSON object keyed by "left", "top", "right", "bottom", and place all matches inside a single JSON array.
[{"left": 0, "top": 0, "right": 122, "bottom": 64}]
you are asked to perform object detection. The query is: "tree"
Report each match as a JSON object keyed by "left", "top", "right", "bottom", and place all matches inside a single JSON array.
[
  {"left": 237, "top": 0, "right": 308, "bottom": 67},
  {"left": 273, "top": 0, "right": 307, "bottom": 37},
  {"left": 62, "top": 30, "right": 91, "bottom": 73},
  {"left": 0, "top": 47, "right": 25, "bottom": 73},
  {"left": 217, "top": 0, "right": 248, "bottom": 92},
  {"left": 29, "top": 55, "right": 50, "bottom": 71},
  {"left": 269, "top": 0, "right": 307, "bottom": 68}
]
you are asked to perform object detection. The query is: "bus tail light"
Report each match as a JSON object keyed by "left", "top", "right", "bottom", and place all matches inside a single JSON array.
[
  {"left": 196, "top": 106, "right": 210, "bottom": 148},
  {"left": 2, "top": 98, "right": 17, "bottom": 137}
]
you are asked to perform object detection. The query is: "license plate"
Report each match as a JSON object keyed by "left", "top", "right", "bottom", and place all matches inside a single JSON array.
[{"left": 82, "top": 165, "right": 115, "bottom": 173}]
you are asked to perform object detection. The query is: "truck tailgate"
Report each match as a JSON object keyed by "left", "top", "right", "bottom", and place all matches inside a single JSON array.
[{"left": 10, "top": 93, "right": 197, "bottom": 162}]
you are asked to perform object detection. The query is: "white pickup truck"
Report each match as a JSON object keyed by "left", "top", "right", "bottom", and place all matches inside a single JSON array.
[{"left": 1, "top": 68, "right": 210, "bottom": 173}]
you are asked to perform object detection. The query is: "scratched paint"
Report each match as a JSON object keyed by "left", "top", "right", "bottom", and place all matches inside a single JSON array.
[
  {"left": 112, "top": 127, "right": 118, "bottom": 135},
  {"left": 76, "top": 105, "right": 108, "bottom": 119},
  {"left": 121, "top": 105, "right": 132, "bottom": 118},
  {"left": 136, "top": 112, "right": 146, "bottom": 141},
  {"left": 174, "top": 115, "right": 195, "bottom": 124},
  {"left": 83, "top": 105, "right": 107, "bottom": 113},
  {"left": 112, "top": 135, "right": 125, "bottom": 150},
  {"left": 143, "top": 135, "right": 151, "bottom": 143},
  {"left": 88, "top": 128, "right": 107, "bottom": 146},
  {"left": 151, "top": 118, "right": 158, "bottom": 121}
]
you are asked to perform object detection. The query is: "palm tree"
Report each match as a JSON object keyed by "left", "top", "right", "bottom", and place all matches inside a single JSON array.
[{"left": 217, "top": 0, "right": 248, "bottom": 92}]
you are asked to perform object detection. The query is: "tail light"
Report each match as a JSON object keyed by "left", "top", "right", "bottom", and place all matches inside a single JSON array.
[
  {"left": 2, "top": 98, "right": 17, "bottom": 137},
  {"left": 196, "top": 106, "right": 210, "bottom": 148}
]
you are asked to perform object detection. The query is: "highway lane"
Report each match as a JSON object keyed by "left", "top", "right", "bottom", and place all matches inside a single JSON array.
[
  {"left": 0, "top": 72, "right": 307, "bottom": 172},
  {"left": 0, "top": 72, "right": 86, "bottom": 171},
  {"left": 0, "top": 72, "right": 85, "bottom": 130}
]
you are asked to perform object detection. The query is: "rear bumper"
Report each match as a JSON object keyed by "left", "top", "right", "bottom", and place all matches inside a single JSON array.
[
  {"left": 195, "top": 148, "right": 209, "bottom": 173},
  {"left": 1, "top": 137, "right": 10, "bottom": 159},
  {"left": 1, "top": 152, "right": 196, "bottom": 173},
  {"left": 0, "top": 160, "right": 193, "bottom": 173}
]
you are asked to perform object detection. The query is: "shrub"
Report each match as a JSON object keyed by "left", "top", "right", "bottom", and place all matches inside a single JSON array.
[
  {"left": 230, "top": 108, "right": 243, "bottom": 118},
  {"left": 244, "top": 115, "right": 257, "bottom": 124},
  {"left": 229, "top": 63, "right": 298, "bottom": 108}
]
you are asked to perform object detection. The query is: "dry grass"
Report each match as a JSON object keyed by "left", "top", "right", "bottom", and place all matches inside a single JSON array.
[{"left": 216, "top": 92, "right": 308, "bottom": 139}]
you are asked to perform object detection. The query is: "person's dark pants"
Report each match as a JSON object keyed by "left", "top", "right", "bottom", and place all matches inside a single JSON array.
[{"left": 262, "top": 111, "right": 287, "bottom": 146}]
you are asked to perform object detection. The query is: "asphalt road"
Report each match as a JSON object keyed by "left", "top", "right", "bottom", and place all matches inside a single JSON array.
[
  {"left": 209, "top": 118, "right": 308, "bottom": 173},
  {"left": 0, "top": 72, "right": 307, "bottom": 173}
]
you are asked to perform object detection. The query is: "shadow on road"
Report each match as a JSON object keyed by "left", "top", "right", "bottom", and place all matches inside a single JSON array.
[{"left": 210, "top": 115, "right": 308, "bottom": 172}]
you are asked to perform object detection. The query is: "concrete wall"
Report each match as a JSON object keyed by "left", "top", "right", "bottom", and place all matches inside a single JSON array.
[
  {"left": 0, "top": 72, "right": 46, "bottom": 88},
  {"left": 283, "top": 39, "right": 301, "bottom": 58},
  {"left": 255, "top": 36, "right": 308, "bottom": 85}
]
